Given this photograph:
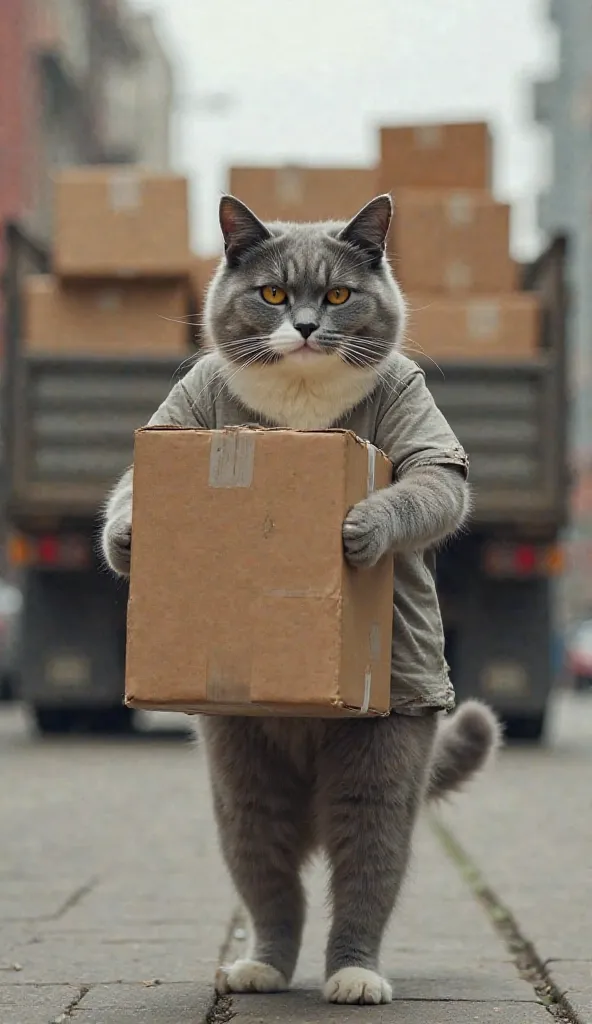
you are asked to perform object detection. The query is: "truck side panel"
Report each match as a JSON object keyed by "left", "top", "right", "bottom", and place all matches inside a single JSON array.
[{"left": 18, "top": 561, "right": 127, "bottom": 707}]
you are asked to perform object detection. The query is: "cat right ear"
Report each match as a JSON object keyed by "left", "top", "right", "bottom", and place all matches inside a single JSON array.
[{"left": 219, "top": 195, "right": 271, "bottom": 266}]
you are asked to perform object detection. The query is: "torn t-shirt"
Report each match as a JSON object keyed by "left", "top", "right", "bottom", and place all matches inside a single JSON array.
[{"left": 147, "top": 350, "right": 469, "bottom": 715}]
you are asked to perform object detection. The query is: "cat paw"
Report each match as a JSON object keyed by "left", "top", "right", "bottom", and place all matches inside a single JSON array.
[
  {"left": 324, "top": 967, "right": 393, "bottom": 1005},
  {"left": 215, "top": 959, "right": 288, "bottom": 995},
  {"left": 102, "top": 516, "right": 132, "bottom": 577},
  {"left": 342, "top": 497, "right": 389, "bottom": 568}
]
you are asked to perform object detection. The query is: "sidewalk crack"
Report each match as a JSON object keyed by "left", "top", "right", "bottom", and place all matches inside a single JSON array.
[
  {"left": 50, "top": 984, "right": 91, "bottom": 1022},
  {"left": 430, "top": 814, "right": 583, "bottom": 1024},
  {"left": 51, "top": 878, "right": 100, "bottom": 921}
]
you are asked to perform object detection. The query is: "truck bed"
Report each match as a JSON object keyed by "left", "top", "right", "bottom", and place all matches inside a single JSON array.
[
  {"left": 2, "top": 223, "right": 567, "bottom": 532},
  {"left": 422, "top": 236, "right": 568, "bottom": 532},
  {"left": 426, "top": 355, "right": 562, "bottom": 527},
  {"left": 7, "top": 353, "right": 186, "bottom": 520}
]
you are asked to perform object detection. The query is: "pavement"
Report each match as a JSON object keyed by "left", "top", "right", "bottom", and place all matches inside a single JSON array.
[{"left": 1, "top": 693, "right": 590, "bottom": 1024}]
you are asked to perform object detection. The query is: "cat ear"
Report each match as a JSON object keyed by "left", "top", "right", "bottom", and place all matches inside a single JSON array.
[
  {"left": 219, "top": 195, "right": 271, "bottom": 266},
  {"left": 338, "top": 194, "right": 392, "bottom": 262}
]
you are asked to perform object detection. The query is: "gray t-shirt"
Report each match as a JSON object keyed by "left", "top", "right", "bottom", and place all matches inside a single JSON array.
[{"left": 148, "top": 351, "right": 468, "bottom": 715}]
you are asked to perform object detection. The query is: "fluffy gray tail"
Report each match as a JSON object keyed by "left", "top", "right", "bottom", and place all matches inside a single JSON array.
[{"left": 426, "top": 700, "right": 502, "bottom": 802}]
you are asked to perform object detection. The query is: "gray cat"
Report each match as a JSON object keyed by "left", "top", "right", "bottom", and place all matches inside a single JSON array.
[{"left": 102, "top": 194, "right": 501, "bottom": 1006}]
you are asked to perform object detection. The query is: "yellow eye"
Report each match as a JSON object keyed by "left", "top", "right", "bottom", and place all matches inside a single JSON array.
[
  {"left": 261, "top": 285, "right": 287, "bottom": 305},
  {"left": 326, "top": 287, "right": 351, "bottom": 306}
]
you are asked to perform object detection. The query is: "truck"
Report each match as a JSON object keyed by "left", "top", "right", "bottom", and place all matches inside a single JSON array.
[
  {"left": 1, "top": 220, "right": 568, "bottom": 740},
  {"left": 1, "top": 221, "right": 194, "bottom": 734}
]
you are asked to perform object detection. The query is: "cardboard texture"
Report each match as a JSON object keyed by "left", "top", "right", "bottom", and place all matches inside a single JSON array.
[
  {"left": 54, "top": 168, "right": 191, "bottom": 278},
  {"left": 406, "top": 294, "right": 541, "bottom": 361},
  {"left": 228, "top": 166, "right": 378, "bottom": 222},
  {"left": 190, "top": 255, "right": 221, "bottom": 308},
  {"left": 25, "top": 276, "right": 189, "bottom": 355},
  {"left": 379, "top": 121, "right": 491, "bottom": 191},
  {"left": 393, "top": 190, "right": 517, "bottom": 294},
  {"left": 126, "top": 428, "right": 394, "bottom": 717}
]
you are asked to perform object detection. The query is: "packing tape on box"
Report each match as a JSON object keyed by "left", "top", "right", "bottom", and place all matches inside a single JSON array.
[
  {"left": 366, "top": 443, "right": 376, "bottom": 495},
  {"left": 467, "top": 301, "right": 500, "bottom": 340},
  {"left": 414, "top": 125, "right": 442, "bottom": 149},
  {"left": 361, "top": 669, "right": 372, "bottom": 715},
  {"left": 445, "top": 261, "right": 472, "bottom": 291},
  {"left": 108, "top": 172, "right": 141, "bottom": 211},
  {"left": 360, "top": 624, "right": 382, "bottom": 714},
  {"left": 446, "top": 192, "right": 474, "bottom": 226},
  {"left": 209, "top": 431, "right": 256, "bottom": 488}
]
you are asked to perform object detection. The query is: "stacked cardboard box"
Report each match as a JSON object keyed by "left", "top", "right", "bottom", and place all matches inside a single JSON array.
[
  {"left": 190, "top": 255, "right": 221, "bottom": 314},
  {"left": 228, "top": 166, "right": 377, "bottom": 223},
  {"left": 379, "top": 121, "right": 539, "bottom": 361},
  {"left": 25, "top": 167, "right": 192, "bottom": 357},
  {"left": 379, "top": 122, "right": 492, "bottom": 191},
  {"left": 392, "top": 190, "right": 517, "bottom": 295}
]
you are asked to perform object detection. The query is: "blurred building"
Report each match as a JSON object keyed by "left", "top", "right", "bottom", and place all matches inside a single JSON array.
[
  {"left": 535, "top": 0, "right": 592, "bottom": 620},
  {"left": 0, "top": 0, "right": 174, "bottom": 248}
]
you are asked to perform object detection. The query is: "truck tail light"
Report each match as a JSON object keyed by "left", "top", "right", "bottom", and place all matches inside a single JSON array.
[
  {"left": 7, "top": 533, "right": 92, "bottom": 570},
  {"left": 483, "top": 542, "right": 564, "bottom": 578}
]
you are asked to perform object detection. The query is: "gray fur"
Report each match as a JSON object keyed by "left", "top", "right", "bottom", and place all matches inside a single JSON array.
[
  {"left": 101, "top": 194, "right": 500, "bottom": 1004},
  {"left": 102, "top": 467, "right": 133, "bottom": 576},
  {"left": 204, "top": 712, "right": 437, "bottom": 986},
  {"left": 342, "top": 464, "right": 470, "bottom": 567},
  {"left": 426, "top": 700, "right": 502, "bottom": 801},
  {"left": 207, "top": 194, "right": 405, "bottom": 368}
]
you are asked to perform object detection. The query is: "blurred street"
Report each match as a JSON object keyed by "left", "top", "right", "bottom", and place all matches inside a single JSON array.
[{"left": 1, "top": 694, "right": 590, "bottom": 1024}]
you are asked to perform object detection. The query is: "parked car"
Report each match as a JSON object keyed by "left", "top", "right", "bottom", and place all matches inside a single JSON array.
[
  {"left": 0, "top": 579, "right": 23, "bottom": 700},
  {"left": 565, "top": 619, "right": 592, "bottom": 691}
]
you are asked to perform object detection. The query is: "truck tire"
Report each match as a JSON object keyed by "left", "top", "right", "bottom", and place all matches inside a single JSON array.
[
  {"left": 502, "top": 710, "right": 546, "bottom": 743},
  {"left": 31, "top": 706, "right": 80, "bottom": 735},
  {"left": 31, "top": 704, "right": 134, "bottom": 736},
  {"left": 87, "top": 706, "right": 135, "bottom": 735}
]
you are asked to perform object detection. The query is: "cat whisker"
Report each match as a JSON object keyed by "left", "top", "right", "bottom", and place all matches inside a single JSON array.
[
  {"left": 340, "top": 351, "right": 407, "bottom": 397},
  {"left": 171, "top": 351, "right": 202, "bottom": 383},
  {"left": 400, "top": 341, "right": 446, "bottom": 378},
  {"left": 158, "top": 316, "right": 204, "bottom": 331},
  {"left": 212, "top": 350, "right": 275, "bottom": 404}
]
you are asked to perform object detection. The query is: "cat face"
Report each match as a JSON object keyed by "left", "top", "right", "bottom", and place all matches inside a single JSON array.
[{"left": 204, "top": 194, "right": 406, "bottom": 375}]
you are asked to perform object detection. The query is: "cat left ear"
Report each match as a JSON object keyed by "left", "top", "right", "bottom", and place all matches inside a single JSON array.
[
  {"left": 219, "top": 195, "right": 271, "bottom": 266},
  {"left": 338, "top": 194, "right": 393, "bottom": 263}
]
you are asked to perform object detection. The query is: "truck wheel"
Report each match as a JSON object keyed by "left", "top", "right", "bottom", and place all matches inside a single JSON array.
[
  {"left": 31, "top": 706, "right": 80, "bottom": 735},
  {"left": 31, "top": 705, "right": 134, "bottom": 736},
  {"left": 502, "top": 711, "right": 546, "bottom": 743},
  {"left": 86, "top": 706, "right": 135, "bottom": 735}
]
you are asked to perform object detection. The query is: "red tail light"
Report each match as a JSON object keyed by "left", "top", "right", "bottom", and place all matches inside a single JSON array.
[
  {"left": 8, "top": 533, "right": 91, "bottom": 569},
  {"left": 483, "top": 542, "right": 564, "bottom": 578}
]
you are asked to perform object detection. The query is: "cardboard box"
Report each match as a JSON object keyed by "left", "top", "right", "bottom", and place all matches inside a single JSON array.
[
  {"left": 191, "top": 255, "right": 221, "bottom": 308},
  {"left": 54, "top": 168, "right": 191, "bottom": 278},
  {"left": 405, "top": 294, "right": 540, "bottom": 361},
  {"left": 126, "top": 427, "right": 394, "bottom": 716},
  {"left": 379, "top": 122, "right": 491, "bottom": 191},
  {"left": 25, "top": 276, "right": 189, "bottom": 355},
  {"left": 393, "top": 190, "right": 517, "bottom": 294},
  {"left": 228, "top": 166, "right": 378, "bottom": 222}
]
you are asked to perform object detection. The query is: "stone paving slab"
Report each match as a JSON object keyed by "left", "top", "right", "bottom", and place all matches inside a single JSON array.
[
  {"left": 441, "top": 694, "right": 592, "bottom": 1019},
  {"left": 2, "top": 700, "right": 589, "bottom": 1023},
  {"left": 1, "top": 936, "right": 218, "bottom": 986},
  {"left": 0, "top": 983, "right": 80, "bottom": 1024},
  {"left": 230, "top": 989, "right": 550, "bottom": 1023},
  {"left": 70, "top": 982, "right": 212, "bottom": 1023}
]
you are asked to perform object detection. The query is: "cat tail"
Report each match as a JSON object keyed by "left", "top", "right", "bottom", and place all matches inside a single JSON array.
[{"left": 425, "top": 700, "right": 502, "bottom": 802}]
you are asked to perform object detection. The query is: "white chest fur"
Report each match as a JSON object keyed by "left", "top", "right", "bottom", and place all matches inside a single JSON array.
[{"left": 224, "top": 357, "right": 378, "bottom": 430}]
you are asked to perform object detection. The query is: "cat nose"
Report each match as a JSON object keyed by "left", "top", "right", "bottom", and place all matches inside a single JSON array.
[{"left": 295, "top": 322, "right": 318, "bottom": 340}]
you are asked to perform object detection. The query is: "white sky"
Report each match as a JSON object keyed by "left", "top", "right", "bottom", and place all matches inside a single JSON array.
[{"left": 128, "top": 0, "right": 558, "bottom": 257}]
